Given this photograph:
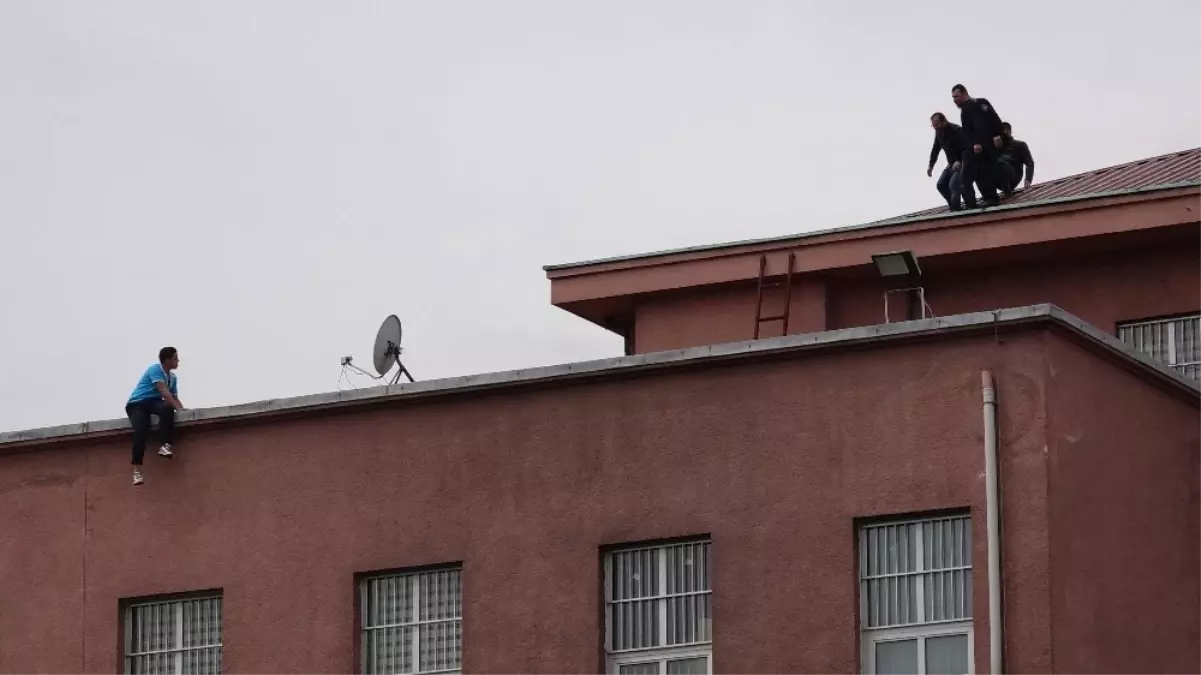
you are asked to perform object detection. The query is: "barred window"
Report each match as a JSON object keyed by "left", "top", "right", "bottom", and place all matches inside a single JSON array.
[
  {"left": 124, "top": 595, "right": 222, "bottom": 675},
  {"left": 860, "top": 515, "right": 973, "bottom": 674},
  {"left": 604, "top": 539, "right": 712, "bottom": 675},
  {"left": 360, "top": 566, "right": 462, "bottom": 675},
  {"left": 1118, "top": 314, "right": 1201, "bottom": 380}
]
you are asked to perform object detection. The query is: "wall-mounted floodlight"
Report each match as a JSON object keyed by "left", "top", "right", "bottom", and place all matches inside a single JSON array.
[
  {"left": 873, "top": 250, "right": 931, "bottom": 323},
  {"left": 871, "top": 250, "right": 922, "bottom": 278}
]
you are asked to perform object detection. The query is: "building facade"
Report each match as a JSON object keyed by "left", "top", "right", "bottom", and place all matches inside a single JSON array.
[{"left": 0, "top": 149, "right": 1198, "bottom": 675}]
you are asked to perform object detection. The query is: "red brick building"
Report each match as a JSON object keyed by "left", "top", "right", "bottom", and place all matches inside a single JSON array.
[{"left": 1, "top": 149, "right": 1198, "bottom": 675}]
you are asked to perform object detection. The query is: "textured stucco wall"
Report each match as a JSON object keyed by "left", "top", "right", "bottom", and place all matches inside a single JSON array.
[
  {"left": 0, "top": 329, "right": 1142, "bottom": 674},
  {"left": 1043, "top": 332, "right": 1201, "bottom": 674}
]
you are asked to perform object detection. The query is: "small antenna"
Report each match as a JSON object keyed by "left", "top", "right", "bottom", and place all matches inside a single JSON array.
[{"left": 339, "top": 314, "right": 416, "bottom": 386}]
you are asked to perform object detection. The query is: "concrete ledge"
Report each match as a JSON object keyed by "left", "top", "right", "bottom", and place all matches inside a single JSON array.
[{"left": 2, "top": 304, "right": 1196, "bottom": 448}]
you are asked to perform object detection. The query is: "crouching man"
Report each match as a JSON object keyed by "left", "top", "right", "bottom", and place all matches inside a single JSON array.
[{"left": 126, "top": 346, "right": 184, "bottom": 485}]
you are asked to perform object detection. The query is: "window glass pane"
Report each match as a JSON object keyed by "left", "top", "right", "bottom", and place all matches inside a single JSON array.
[
  {"left": 666, "top": 593, "right": 711, "bottom": 645},
  {"left": 666, "top": 656, "right": 708, "bottom": 674},
  {"left": 129, "top": 652, "right": 175, "bottom": 675},
  {"left": 362, "top": 626, "right": 411, "bottom": 674},
  {"left": 131, "top": 603, "right": 174, "bottom": 653},
  {"left": 667, "top": 542, "right": 710, "bottom": 593},
  {"left": 612, "top": 549, "right": 657, "bottom": 601},
  {"left": 875, "top": 638, "right": 918, "bottom": 674},
  {"left": 181, "top": 647, "right": 222, "bottom": 675},
  {"left": 1120, "top": 322, "right": 1169, "bottom": 361},
  {"left": 925, "top": 633, "right": 969, "bottom": 675},
  {"left": 923, "top": 566, "right": 971, "bottom": 621},
  {"left": 1177, "top": 317, "right": 1200, "bottom": 364},
  {"left": 181, "top": 598, "right": 222, "bottom": 648},
  {"left": 619, "top": 662, "right": 660, "bottom": 675},
  {"left": 419, "top": 569, "right": 462, "bottom": 622},
  {"left": 611, "top": 598, "right": 658, "bottom": 650},
  {"left": 364, "top": 575, "right": 413, "bottom": 628},
  {"left": 419, "top": 620, "right": 463, "bottom": 672}
]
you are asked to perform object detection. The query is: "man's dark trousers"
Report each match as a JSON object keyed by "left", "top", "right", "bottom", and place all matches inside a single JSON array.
[
  {"left": 126, "top": 399, "right": 175, "bottom": 465},
  {"left": 961, "top": 147, "right": 1000, "bottom": 207},
  {"left": 995, "top": 159, "right": 1021, "bottom": 196},
  {"left": 936, "top": 165, "right": 965, "bottom": 210}
]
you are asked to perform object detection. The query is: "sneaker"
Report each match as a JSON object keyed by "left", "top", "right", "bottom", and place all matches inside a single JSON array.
[
  {"left": 133, "top": 469, "right": 144, "bottom": 486},
  {"left": 158, "top": 444, "right": 174, "bottom": 459}
]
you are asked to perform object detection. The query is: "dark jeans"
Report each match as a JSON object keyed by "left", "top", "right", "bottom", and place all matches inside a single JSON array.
[
  {"left": 126, "top": 399, "right": 175, "bottom": 465},
  {"left": 961, "top": 147, "right": 999, "bottom": 207},
  {"left": 936, "top": 165, "right": 964, "bottom": 210},
  {"left": 995, "top": 159, "right": 1021, "bottom": 196}
]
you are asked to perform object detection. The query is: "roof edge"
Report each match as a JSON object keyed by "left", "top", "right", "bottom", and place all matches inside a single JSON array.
[
  {"left": 2, "top": 304, "right": 1195, "bottom": 450},
  {"left": 543, "top": 181, "right": 1200, "bottom": 274}
]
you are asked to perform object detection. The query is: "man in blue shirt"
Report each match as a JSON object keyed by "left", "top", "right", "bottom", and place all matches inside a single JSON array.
[{"left": 126, "top": 346, "right": 185, "bottom": 485}]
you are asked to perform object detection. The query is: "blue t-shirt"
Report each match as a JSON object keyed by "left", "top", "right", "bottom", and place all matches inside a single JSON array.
[{"left": 128, "top": 364, "right": 178, "bottom": 404}]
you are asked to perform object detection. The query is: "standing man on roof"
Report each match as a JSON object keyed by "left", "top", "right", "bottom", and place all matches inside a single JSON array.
[
  {"left": 126, "top": 346, "right": 184, "bottom": 486},
  {"left": 995, "top": 121, "right": 1035, "bottom": 197},
  {"left": 951, "top": 84, "right": 1004, "bottom": 208},
  {"left": 927, "top": 112, "right": 967, "bottom": 211}
]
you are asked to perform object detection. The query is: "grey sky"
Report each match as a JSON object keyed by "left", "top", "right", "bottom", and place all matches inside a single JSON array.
[{"left": 2, "top": 0, "right": 1198, "bottom": 432}]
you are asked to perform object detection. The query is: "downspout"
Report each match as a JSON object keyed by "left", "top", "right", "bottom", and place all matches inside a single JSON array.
[{"left": 981, "top": 371, "right": 1003, "bottom": 674}]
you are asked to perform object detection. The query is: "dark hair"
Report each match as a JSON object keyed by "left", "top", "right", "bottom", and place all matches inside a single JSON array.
[
  {"left": 951, "top": 84, "right": 968, "bottom": 95},
  {"left": 931, "top": 112, "right": 946, "bottom": 122},
  {"left": 1001, "top": 121, "right": 1012, "bottom": 132},
  {"left": 159, "top": 346, "right": 178, "bottom": 363}
]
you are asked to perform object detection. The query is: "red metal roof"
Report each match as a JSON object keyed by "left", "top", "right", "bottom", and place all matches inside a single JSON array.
[{"left": 880, "top": 147, "right": 1201, "bottom": 223}]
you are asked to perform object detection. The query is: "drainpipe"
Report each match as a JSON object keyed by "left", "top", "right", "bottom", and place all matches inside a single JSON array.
[{"left": 981, "top": 370, "right": 1003, "bottom": 674}]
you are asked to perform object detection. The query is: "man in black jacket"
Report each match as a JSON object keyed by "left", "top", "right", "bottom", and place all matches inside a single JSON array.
[
  {"left": 927, "top": 112, "right": 967, "bottom": 210},
  {"left": 995, "top": 121, "right": 1035, "bottom": 197},
  {"left": 951, "top": 83, "right": 1004, "bottom": 208}
]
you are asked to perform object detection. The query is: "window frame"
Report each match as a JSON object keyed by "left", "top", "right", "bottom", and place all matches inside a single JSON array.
[
  {"left": 861, "top": 622, "right": 974, "bottom": 675},
  {"left": 358, "top": 564, "right": 463, "bottom": 675},
  {"left": 603, "top": 538, "right": 712, "bottom": 674},
  {"left": 610, "top": 645, "right": 713, "bottom": 674},
  {"left": 858, "top": 514, "right": 974, "bottom": 675},
  {"left": 1116, "top": 313, "right": 1201, "bottom": 378},
  {"left": 123, "top": 593, "right": 223, "bottom": 675}
]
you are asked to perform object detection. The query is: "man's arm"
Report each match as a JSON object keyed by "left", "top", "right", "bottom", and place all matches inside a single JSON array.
[
  {"left": 152, "top": 370, "right": 184, "bottom": 410},
  {"left": 980, "top": 98, "right": 1004, "bottom": 147},
  {"left": 928, "top": 136, "right": 941, "bottom": 175},
  {"left": 947, "top": 126, "right": 964, "bottom": 168},
  {"left": 1019, "top": 141, "right": 1035, "bottom": 184},
  {"left": 154, "top": 381, "right": 184, "bottom": 410}
]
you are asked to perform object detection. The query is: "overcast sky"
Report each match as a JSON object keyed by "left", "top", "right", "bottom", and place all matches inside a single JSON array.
[{"left": 1, "top": 0, "right": 1198, "bottom": 432}]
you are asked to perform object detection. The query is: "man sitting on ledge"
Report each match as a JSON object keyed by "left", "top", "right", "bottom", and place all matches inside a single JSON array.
[{"left": 125, "top": 346, "right": 185, "bottom": 486}]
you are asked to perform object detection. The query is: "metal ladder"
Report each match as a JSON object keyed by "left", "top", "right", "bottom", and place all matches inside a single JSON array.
[{"left": 753, "top": 252, "right": 796, "bottom": 339}]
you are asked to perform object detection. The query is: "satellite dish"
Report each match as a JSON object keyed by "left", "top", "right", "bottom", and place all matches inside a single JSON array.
[
  {"left": 372, "top": 314, "right": 415, "bottom": 384},
  {"left": 373, "top": 315, "right": 403, "bottom": 376},
  {"left": 338, "top": 314, "right": 415, "bottom": 387}
]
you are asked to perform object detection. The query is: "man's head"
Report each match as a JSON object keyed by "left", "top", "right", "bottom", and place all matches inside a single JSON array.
[
  {"left": 930, "top": 112, "right": 949, "bottom": 130},
  {"left": 159, "top": 346, "right": 180, "bottom": 371},
  {"left": 1001, "top": 122, "right": 1013, "bottom": 138},
  {"left": 951, "top": 84, "right": 970, "bottom": 107}
]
